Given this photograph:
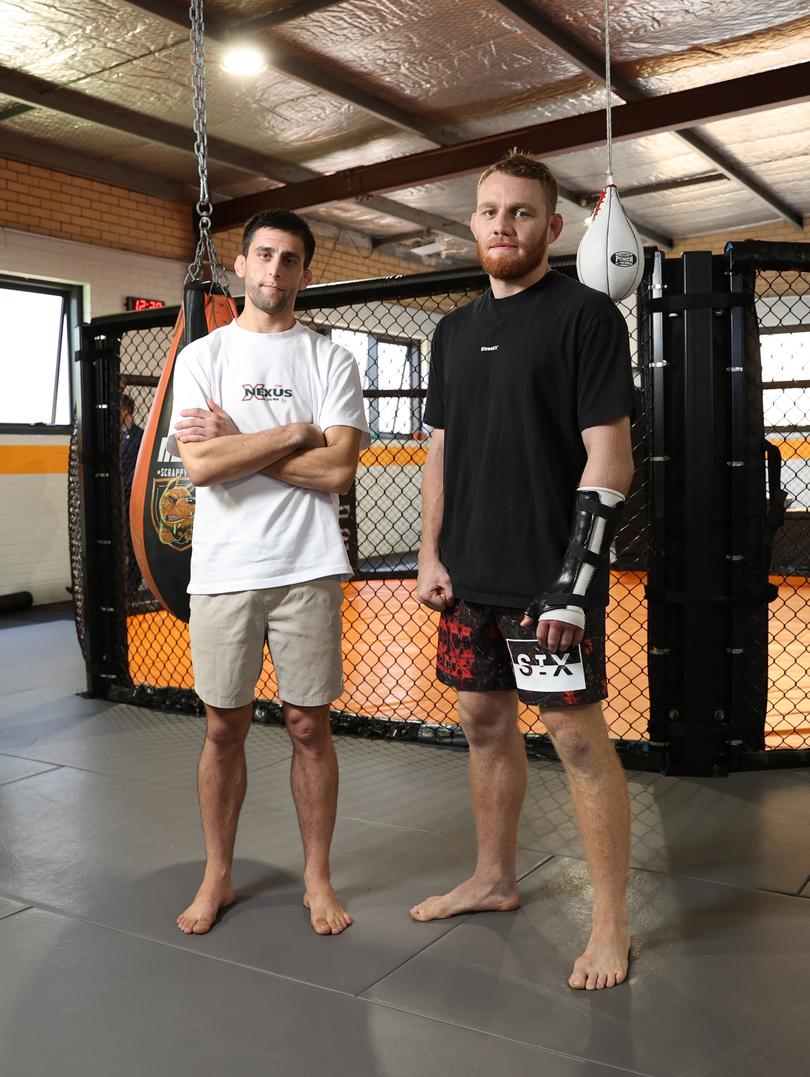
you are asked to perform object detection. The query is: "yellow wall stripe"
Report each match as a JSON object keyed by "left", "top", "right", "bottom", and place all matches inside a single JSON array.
[
  {"left": 359, "top": 443, "right": 427, "bottom": 467},
  {"left": 0, "top": 441, "right": 427, "bottom": 475},
  {"left": 0, "top": 445, "right": 70, "bottom": 474},
  {"left": 771, "top": 438, "right": 810, "bottom": 460}
]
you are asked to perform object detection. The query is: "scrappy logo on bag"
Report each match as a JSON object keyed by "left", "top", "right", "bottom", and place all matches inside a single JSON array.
[{"left": 150, "top": 476, "right": 195, "bottom": 550}]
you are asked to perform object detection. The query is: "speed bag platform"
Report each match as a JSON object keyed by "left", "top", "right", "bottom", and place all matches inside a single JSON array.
[{"left": 130, "top": 283, "right": 237, "bottom": 623}]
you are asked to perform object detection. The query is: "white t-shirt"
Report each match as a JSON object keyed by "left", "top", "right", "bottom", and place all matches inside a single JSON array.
[{"left": 167, "top": 319, "right": 370, "bottom": 595}]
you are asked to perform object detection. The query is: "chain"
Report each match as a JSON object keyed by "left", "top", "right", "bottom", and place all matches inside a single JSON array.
[
  {"left": 604, "top": 0, "right": 614, "bottom": 185},
  {"left": 186, "top": 0, "right": 228, "bottom": 288}
]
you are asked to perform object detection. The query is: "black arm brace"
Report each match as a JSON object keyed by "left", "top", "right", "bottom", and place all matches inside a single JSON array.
[{"left": 524, "top": 489, "right": 624, "bottom": 620}]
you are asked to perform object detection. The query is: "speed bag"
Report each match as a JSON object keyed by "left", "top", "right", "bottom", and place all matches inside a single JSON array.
[
  {"left": 577, "top": 184, "right": 644, "bottom": 302},
  {"left": 129, "top": 282, "right": 237, "bottom": 623}
]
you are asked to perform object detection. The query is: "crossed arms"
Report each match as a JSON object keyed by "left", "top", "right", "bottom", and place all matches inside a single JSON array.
[{"left": 174, "top": 397, "right": 362, "bottom": 495}]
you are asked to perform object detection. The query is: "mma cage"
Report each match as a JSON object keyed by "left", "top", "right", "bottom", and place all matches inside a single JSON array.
[{"left": 69, "top": 243, "right": 810, "bottom": 777}]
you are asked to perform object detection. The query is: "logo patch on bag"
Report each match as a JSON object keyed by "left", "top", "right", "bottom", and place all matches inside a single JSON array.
[
  {"left": 150, "top": 476, "right": 195, "bottom": 551},
  {"left": 610, "top": 251, "right": 637, "bottom": 267},
  {"left": 506, "top": 639, "right": 586, "bottom": 693}
]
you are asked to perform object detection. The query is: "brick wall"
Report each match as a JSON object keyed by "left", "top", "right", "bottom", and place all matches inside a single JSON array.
[
  {"left": 670, "top": 216, "right": 810, "bottom": 257},
  {"left": 0, "top": 158, "right": 193, "bottom": 260}
]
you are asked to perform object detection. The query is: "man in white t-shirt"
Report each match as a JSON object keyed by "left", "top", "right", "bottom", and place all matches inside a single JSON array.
[{"left": 168, "top": 210, "right": 370, "bottom": 937}]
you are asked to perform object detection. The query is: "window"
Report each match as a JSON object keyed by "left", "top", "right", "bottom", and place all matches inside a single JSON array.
[
  {"left": 331, "top": 328, "right": 423, "bottom": 439},
  {"left": 760, "top": 321, "right": 810, "bottom": 512},
  {"left": 761, "top": 328, "right": 810, "bottom": 431},
  {"left": 0, "top": 278, "right": 80, "bottom": 430}
]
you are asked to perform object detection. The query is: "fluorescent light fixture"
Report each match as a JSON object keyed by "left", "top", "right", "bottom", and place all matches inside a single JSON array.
[{"left": 221, "top": 45, "right": 266, "bottom": 76}]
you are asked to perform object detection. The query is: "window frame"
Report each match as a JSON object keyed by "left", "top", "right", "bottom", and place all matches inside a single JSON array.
[
  {"left": 0, "top": 274, "right": 83, "bottom": 435},
  {"left": 321, "top": 325, "right": 425, "bottom": 441}
]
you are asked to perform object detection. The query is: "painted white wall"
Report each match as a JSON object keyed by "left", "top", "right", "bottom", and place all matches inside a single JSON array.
[
  {"left": 0, "top": 435, "right": 71, "bottom": 605},
  {"left": 0, "top": 225, "right": 191, "bottom": 318},
  {"left": 0, "top": 227, "right": 195, "bottom": 605}
]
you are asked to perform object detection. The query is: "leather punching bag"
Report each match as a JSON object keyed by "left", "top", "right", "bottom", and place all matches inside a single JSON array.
[{"left": 129, "top": 282, "right": 237, "bottom": 622}]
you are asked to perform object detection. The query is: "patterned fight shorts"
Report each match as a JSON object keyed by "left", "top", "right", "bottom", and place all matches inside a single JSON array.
[{"left": 437, "top": 599, "right": 607, "bottom": 708}]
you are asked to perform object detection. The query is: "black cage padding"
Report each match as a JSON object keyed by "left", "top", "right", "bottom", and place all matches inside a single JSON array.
[{"left": 645, "top": 253, "right": 785, "bottom": 769}]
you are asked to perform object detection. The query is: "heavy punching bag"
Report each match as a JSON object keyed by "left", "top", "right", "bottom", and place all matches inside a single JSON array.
[{"left": 129, "top": 283, "right": 236, "bottom": 622}]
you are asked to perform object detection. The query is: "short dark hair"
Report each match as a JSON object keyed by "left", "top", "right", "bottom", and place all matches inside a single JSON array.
[
  {"left": 477, "top": 150, "right": 558, "bottom": 215},
  {"left": 121, "top": 393, "right": 135, "bottom": 415},
  {"left": 241, "top": 210, "right": 316, "bottom": 268}
]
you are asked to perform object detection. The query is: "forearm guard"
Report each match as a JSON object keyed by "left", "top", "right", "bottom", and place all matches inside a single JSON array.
[{"left": 524, "top": 487, "right": 625, "bottom": 631}]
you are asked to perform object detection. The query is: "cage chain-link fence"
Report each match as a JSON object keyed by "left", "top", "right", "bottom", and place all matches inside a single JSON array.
[
  {"left": 78, "top": 270, "right": 653, "bottom": 747},
  {"left": 67, "top": 413, "right": 87, "bottom": 661},
  {"left": 755, "top": 267, "right": 810, "bottom": 750}
]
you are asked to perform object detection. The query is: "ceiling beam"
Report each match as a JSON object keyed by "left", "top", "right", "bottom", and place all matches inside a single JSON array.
[
  {"left": 123, "top": 0, "right": 449, "bottom": 145},
  {"left": 359, "top": 199, "right": 472, "bottom": 243},
  {"left": 210, "top": 61, "right": 810, "bottom": 229},
  {"left": 491, "top": 0, "right": 803, "bottom": 228},
  {"left": 583, "top": 172, "right": 729, "bottom": 204},
  {"left": 0, "top": 103, "right": 34, "bottom": 123},
  {"left": 0, "top": 64, "right": 306, "bottom": 182},
  {"left": 256, "top": 53, "right": 448, "bottom": 144}
]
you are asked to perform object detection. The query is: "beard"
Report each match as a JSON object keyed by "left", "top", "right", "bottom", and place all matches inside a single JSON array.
[
  {"left": 245, "top": 279, "right": 290, "bottom": 316},
  {"left": 478, "top": 234, "right": 548, "bottom": 281}
]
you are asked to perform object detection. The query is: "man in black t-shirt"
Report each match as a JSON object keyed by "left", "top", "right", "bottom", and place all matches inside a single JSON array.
[{"left": 414, "top": 151, "right": 635, "bottom": 991}]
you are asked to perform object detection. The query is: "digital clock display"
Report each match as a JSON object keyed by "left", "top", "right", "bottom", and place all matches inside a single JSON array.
[{"left": 125, "top": 296, "right": 166, "bottom": 311}]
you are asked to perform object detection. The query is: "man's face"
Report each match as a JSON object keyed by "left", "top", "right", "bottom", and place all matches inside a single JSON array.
[
  {"left": 234, "top": 227, "right": 312, "bottom": 316},
  {"left": 470, "top": 172, "right": 563, "bottom": 280}
]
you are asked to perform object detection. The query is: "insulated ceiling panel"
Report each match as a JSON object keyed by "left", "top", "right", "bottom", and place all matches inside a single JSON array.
[
  {"left": 0, "top": 107, "right": 196, "bottom": 177},
  {"left": 517, "top": 0, "right": 805, "bottom": 69},
  {"left": 632, "top": 18, "right": 810, "bottom": 96},
  {"left": 0, "top": 0, "right": 180, "bottom": 83},
  {"left": 302, "top": 198, "right": 435, "bottom": 238},
  {"left": 70, "top": 41, "right": 407, "bottom": 165},
  {"left": 543, "top": 132, "right": 724, "bottom": 201},
  {"left": 300, "top": 131, "right": 438, "bottom": 175},
  {"left": 699, "top": 103, "right": 810, "bottom": 215},
  {"left": 450, "top": 86, "right": 608, "bottom": 142},
  {"left": 269, "top": 0, "right": 587, "bottom": 124},
  {"left": 0, "top": 104, "right": 271, "bottom": 200},
  {"left": 620, "top": 182, "right": 780, "bottom": 241}
]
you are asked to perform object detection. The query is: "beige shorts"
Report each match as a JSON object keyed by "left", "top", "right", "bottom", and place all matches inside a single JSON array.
[{"left": 189, "top": 578, "right": 344, "bottom": 710}]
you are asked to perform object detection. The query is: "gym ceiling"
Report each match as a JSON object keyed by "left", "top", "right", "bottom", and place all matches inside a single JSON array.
[{"left": 0, "top": 0, "right": 807, "bottom": 264}]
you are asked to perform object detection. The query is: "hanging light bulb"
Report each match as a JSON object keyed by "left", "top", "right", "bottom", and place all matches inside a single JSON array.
[{"left": 221, "top": 44, "right": 267, "bottom": 76}]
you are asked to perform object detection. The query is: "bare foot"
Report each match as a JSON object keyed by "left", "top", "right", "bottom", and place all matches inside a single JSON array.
[
  {"left": 569, "top": 921, "right": 631, "bottom": 990},
  {"left": 176, "top": 879, "right": 236, "bottom": 935},
  {"left": 410, "top": 878, "right": 520, "bottom": 921},
  {"left": 303, "top": 881, "right": 353, "bottom": 935}
]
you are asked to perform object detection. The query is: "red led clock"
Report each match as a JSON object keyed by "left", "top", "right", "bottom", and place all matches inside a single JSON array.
[{"left": 125, "top": 296, "right": 166, "bottom": 311}]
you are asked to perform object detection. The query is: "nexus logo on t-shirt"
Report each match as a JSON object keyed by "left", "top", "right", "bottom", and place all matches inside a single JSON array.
[
  {"left": 481, "top": 345, "right": 499, "bottom": 351},
  {"left": 242, "top": 383, "right": 293, "bottom": 401}
]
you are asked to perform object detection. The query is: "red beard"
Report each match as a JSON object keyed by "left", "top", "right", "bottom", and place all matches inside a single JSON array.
[{"left": 478, "top": 234, "right": 548, "bottom": 280}]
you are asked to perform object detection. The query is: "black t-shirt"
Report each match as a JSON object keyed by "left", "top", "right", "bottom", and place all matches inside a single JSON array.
[{"left": 423, "top": 270, "right": 634, "bottom": 607}]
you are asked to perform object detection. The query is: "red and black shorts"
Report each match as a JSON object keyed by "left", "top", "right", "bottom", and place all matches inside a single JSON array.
[{"left": 437, "top": 599, "right": 607, "bottom": 708}]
